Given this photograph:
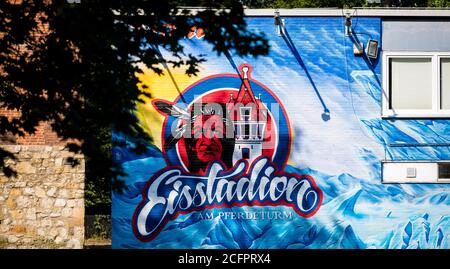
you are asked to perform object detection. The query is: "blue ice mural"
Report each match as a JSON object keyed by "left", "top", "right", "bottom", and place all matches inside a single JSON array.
[{"left": 112, "top": 17, "right": 450, "bottom": 249}]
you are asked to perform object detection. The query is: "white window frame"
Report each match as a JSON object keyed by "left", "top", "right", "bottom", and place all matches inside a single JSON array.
[
  {"left": 382, "top": 51, "right": 450, "bottom": 118},
  {"left": 240, "top": 107, "right": 252, "bottom": 121},
  {"left": 382, "top": 160, "right": 450, "bottom": 184}
]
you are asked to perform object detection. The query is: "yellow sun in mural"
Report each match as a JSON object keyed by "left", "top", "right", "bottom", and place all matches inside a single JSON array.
[{"left": 135, "top": 64, "right": 202, "bottom": 150}]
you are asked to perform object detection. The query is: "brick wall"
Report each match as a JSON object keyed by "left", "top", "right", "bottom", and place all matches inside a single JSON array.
[{"left": 0, "top": 108, "right": 62, "bottom": 145}]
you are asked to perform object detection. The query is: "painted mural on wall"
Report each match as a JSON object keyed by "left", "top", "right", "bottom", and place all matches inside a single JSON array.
[
  {"left": 112, "top": 17, "right": 450, "bottom": 249},
  {"left": 132, "top": 64, "right": 322, "bottom": 242}
]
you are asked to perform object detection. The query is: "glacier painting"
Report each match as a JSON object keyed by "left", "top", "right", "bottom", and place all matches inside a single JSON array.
[{"left": 112, "top": 17, "right": 450, "bottom": 249}]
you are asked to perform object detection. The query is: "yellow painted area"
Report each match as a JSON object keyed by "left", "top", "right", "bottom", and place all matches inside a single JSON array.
[{"left": 135, "top": 65, "right": 201, "bottom": 150}]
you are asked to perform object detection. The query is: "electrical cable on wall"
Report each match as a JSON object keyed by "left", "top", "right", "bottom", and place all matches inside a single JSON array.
[
  {"left": 340, "top": 9, "right": 392, "bottom": 161},
  {"left": 341, "top": 11, "right": 449, "bottom": 162}
]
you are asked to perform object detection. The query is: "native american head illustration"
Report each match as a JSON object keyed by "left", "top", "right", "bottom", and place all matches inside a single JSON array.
[{"left": 153, "top": 64, "right": 269, "bottom": 174}]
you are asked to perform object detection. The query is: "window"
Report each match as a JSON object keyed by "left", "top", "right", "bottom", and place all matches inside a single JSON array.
[
  {"left": 441, "top": 58, "right": 450, "bottom": 110},
  {"left": 240, "top": 107, "right": 251, "bottom": 121},
  {"left": 243, "top": 123, "right": 249, "bottom": 139},
  {"left": 242, "top": 148, "right": 250, "bottom": 159},
  {"left": 438, "top": 162, "right": 450, "bottom": 181},
  {"left": 389, "top": 58, "right": 432, "bottom": 110},
  {"left": 383, "top": 52, "right": 450, "bottom": 117},
  {"left": 382, "top": 161, "right": 450, "bottom": 183}
]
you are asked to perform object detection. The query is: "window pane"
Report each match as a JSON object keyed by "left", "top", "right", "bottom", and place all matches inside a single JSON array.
[
  {"left": 438, "top": 163, "right": 450, "bottom": 179},
  {"left": 390, "top": 58, "right": 432, "bottom": 110},
  {"left": 441, "top": 58, "right": 450, "bottom": 109}
]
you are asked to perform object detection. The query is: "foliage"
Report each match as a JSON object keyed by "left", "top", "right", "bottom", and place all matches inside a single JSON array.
[
  {"left": 0, "top": 0, "right": 269, "bottom": 207},
  {"left": 426, "top": 0, "right": 450, "bottom": 7},
  {"left": 85, "top": 215, "right": 111, "bottom": 240},
  {"left": 84, "top": 127, "right": 112, "bottom": 207}
]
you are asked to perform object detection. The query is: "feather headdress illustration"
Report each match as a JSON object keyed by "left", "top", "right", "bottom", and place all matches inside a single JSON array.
[
  {"left": 153, "top": 99, "right": 191, "bottom": 151},
  {"left": 152, "top": 99, "right": 233, "bottom": 152}
]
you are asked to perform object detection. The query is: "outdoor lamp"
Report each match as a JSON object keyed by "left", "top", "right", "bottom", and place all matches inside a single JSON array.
[
  {"left": 345, "top": 13, "right": 352, "bottom": 36},
  {"left": 274, "top": 10, "right": 281, "bottom": 25},
  {"left": 274, "top": 10, "right": 285, "bottom": 36}
]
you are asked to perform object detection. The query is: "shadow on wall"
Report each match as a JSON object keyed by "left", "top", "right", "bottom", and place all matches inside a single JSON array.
[
  {"left": 348, "top": 33, "right": 381, "bottom": 85},
  {"left": 281, "top": 27, "right": 331, "bottom": 122}
]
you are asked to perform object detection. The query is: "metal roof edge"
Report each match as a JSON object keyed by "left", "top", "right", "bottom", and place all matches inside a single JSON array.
[{"left": 244, "top": 8, "right": 450, "bottom": 17}]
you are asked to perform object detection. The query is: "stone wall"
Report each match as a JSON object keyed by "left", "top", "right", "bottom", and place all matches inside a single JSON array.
[{"left": 0, "top": 145, "right": 84, "bottom": 249}]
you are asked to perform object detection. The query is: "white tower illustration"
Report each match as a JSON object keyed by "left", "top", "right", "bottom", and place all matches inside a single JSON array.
[{"left": 228, "top": 65, "right": 267, "bottom": 167}]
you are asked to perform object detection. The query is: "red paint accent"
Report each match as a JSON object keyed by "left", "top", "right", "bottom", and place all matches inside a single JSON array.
[
  {"left": 157, "top": 69, "right": 291, "bottom": 170},
  {"left": 172, "top": 89, "right": 276, "bottom": 171}
]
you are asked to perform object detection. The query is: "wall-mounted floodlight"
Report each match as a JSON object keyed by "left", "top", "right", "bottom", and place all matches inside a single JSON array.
[
  {"left": 366, "top": 39, "right": 379, "bottom": 59},
  {"left": 274, "top": 10, "right": 285, "bottom": 36},
  {"left": 345, "top": 13, "right": 352, "bottom": 37}
]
